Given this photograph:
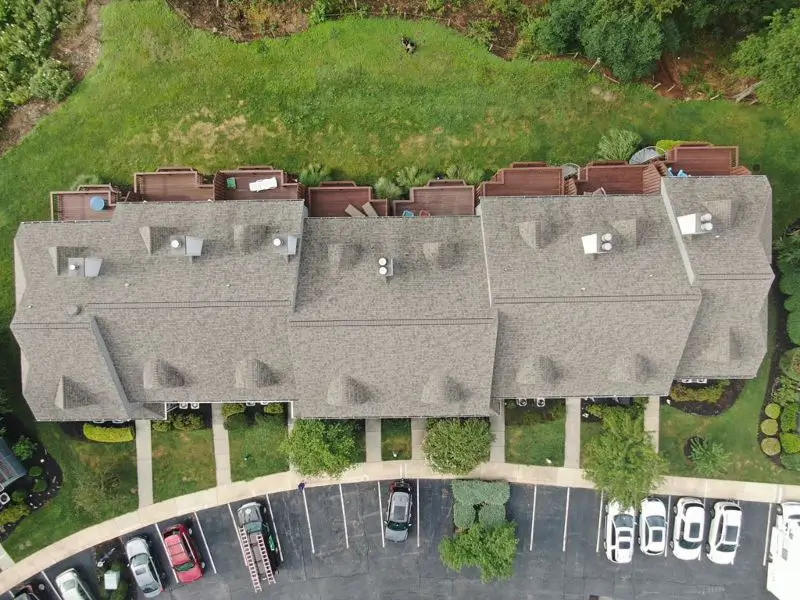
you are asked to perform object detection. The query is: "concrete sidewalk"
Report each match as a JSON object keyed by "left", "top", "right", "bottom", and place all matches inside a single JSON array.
[
  {"left": 211, "top": 405, "right": 231, "bottom": 486},
  {"left": 645, "top": 396, "right": 660, "bottom": 451},
  {"left": 411, "top": 419, "right": 425, "bottom": 460},
  {"left": 134, "top": 420, "right": 153, "bottom": 508},
  {"left": 489, "top": 400, "right": 505, "bottom": 463},
  {"left": 564, "top": 398, "right": 581, "bottom": 468},
  {"left": 365, "top": 419, "right": 381, "bottom": 462}
]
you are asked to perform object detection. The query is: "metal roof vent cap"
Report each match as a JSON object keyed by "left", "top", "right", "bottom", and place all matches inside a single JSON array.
[
  {"left": 378, "top": 257, "right": 394, "bottom": 279},
  {"left": 581, "top": 233, "right": 613, "bottom": 255},
  {"left": 66, "top": 305, "right": 81, "bottom": 316},
  {"left": 170, "top": 238, "right": 182, "bottom": 249},
  {"left": 272, "top": 234, "right": 299, "bottom": 260},
  {"left": 678, "top": 212, "right": 713, "bottom": 235}
]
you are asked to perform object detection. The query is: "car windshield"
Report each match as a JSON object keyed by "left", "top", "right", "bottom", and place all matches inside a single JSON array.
[
  {"left": 718, "top": 543, "right": 737, "bottom": 553},
  {"left": 618, "top": 540, "right": 631, "bottom": 550},
  {"left": 646, "top": 515, "right": 666, "bottom": 528},
  {"left": 387, "top": 520, "right": 408, "bottom": 531},
  {"left": 141, "top": 583, "right": 160, "bottom": 593},
  {"left": 131, "top": 554, "right": 149, "bottom": 568},
  {"left": 613, "top": 514, "right": 634, "bottom": 529},
  {"left": 175, "top": 559, "right": 195, "bottom": 571}
]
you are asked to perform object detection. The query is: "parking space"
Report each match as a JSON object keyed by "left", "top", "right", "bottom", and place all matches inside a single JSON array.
[{"left": 41, "top": 546, "right": 100, "bottom": 600}]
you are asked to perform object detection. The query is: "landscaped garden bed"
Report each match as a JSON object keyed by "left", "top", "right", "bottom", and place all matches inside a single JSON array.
[
  {"left": 665, "top": 379, "right": 743, "bottom": 416},
  {"left": 381, "top": 418, "right": 411, "bottom": 461},
  {"left": 228, "top": 403, "right": 289, "bottom": 482},
  {"left": 505, "top": 399, "right": 565, "bottom": 466}
]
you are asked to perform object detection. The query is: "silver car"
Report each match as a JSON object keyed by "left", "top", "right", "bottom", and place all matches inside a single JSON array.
[
  {"left": 125, "top": 536, "right": 163, "bottom": 598},
  {"left": 384, "top": 481, "right": 413, "bottom": 543},
  {"left": 54, "top": 569, "right": 95, "bottom": 600}
]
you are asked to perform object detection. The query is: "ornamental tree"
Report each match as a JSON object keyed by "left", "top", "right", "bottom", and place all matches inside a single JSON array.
[
  {"left": 279, "top": 419, "right": 357, "bottom": 478},
  {"left": 422, "top": 418, "right": 493, "bottom": 475}
]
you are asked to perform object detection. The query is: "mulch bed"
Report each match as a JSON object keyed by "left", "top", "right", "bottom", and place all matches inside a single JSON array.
[{"left": 662, "top": 379, "right": 745, "bottom": 416}]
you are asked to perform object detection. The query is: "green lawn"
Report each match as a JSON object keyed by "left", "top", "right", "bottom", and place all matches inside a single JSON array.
[
  {"left": 506, "top": 414, "right": 565, "bottom": 466},
  {"left": 658, "top": 297, "right": 796, "bottom": 483},
  {"left": 229, "top": 415, "right": 289, "bottom": 482},
  {"left": 152, "top": 429, "right": 216, "bottom": 502},
  {"left": 2, "top": 424, "right": 137, "bottom": 560},
  {"left": 580, "top": 420, "right": 603, "bottom": 467},
  {"left": 382, "top": 418, "right": 412, "bottom": 460}
]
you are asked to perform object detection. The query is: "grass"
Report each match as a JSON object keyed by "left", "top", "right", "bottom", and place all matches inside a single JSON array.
[
  {"left": 381, "top": 418, "right": 412, "bottom": 460},
  {"left": 2, "top": 424, "right": 137, "bottom": 560},
  {"left": 152, "top": 429, "right": 216, "bottom": 502},
  {"left": 658, "top": 296, "right": 797, "bottom": 483},
  {"left": 505, "top": 413, "right": 565, "bottom": 466},
  {"left": 229, "top": 414, "right": 289, "bottom": 482},
  {"left": 580, "top": 421, "right": 603, "bottom": 467},
  {"left": 1, "top": 0, "right": 799, "bottom": 556},
  {"left": 352, "top": 420, "right": 366, "bottom": 463}
]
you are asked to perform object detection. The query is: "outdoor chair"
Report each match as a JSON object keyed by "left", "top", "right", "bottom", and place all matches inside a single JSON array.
[{"left": 402, "top": 209, "right": 415, "bottom": 217}]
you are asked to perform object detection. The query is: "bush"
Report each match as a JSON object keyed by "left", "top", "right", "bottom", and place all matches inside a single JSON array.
[
  {"left": 170, "top": 411, "right": 205, "bottom": 431},
  {"left": 780, "top": 348, "right": 800, "bottom": 382},
  {"left": 151, "top": 419, "right": 172, "bottom": 432},
  {"left": 505, "top": 400, "right": 566, "bottom": 426},
  {"left": 395, "top": 166, "right": 433, "bottom": 192},
  {"left": 467, "top": 19, "right": 498, "bottom": 49},
  {"left": 11, "top": 489, "right": 27, "bottom": 504},
  {"left": 782, "top": 403, "right": 799, "bottom": 432},
  {"left": 27, "top": 465, "right": 43, "bottom": 477},
  {"left": 82, "top": 423, "right": 135, "bottom": 443},
  {"left": 264, "top": 402, "right": 285, "bottom": 415},
  {"left": 779, "top": 268, "right": 800, "bottom": 296},
  {"left": 32, "top": 479, "right": 47, "bottom": 493},
  {"left": 451, "top": 480, "right": 510, "bottom": 506},
  {"left": 28, "top": 58, "right": 73, "bottom": 101},
  {"left": 485, "top": 0, "right": 526, "bottom": 19},
  {"left": 773, "top": 377, "right": 800, "bottom": 407},
  {"left": 766, "top": 403, "right": 782, "bottom": 419},
  {"left": 0, "top": 503, "right": 31, "bottom": 526},
  {"left": 423, "top": 419, "right": 493, "bottom": 475},
  {"left": 478, "top": 503, "right": 507, "bottom": 529},
  {"left": 12, "top": 435, "right": 38, "bottom": 461},
  {"left": 298, "top": 163, "right": 331, "bottom": 187},
  {"left": 279, "top": 419, "right": 357, "bottom": 478},
  {"left": 762, "top": 437, "right": 781, "bottom": 456},
  {"left": 761, "top": 419, "right": 779, "bottom": 436},
  {"left": 308, "top": 0, "right": 333, "bottom": 26},
  {"left": 781, "top": 432, "right": 800, "bottom": 454},
  {"left": 444, "top": 165, "right": 487, "bottom": 186},
  {"left": 689, "top": 438, "right": 731, "bottom": 477},
  {"left": 224, "top": 412, "right": 249, "bottom": 431},
  {"left": 222, "top": 403, "right": 246, "bottom": 418},
  {"left": 439, "top": 522, "right": 518, "bottom": 582},
  {"left": 453, "top": 501, "right": 477, "bottom": 530},
  {"left": 597, "top": 129, "right": 642, "bottom": 161},
  {"left": 782, "top": 452, "right": 800, "bottom": 471},
  {"left": 669, "top": 380, "right": 730, "bottom": 403},
  {"left": 373, "top": 177, "right": 403, "bottom": 200},
  {"left": 789, "top": 312, "right": 800, "bottom": 346},
  {"left": 655, "top": 139, "right": 684, "bottom": 151}
]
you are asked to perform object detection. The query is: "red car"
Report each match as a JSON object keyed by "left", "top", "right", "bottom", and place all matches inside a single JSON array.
[{"left": 162, "top": 524, "right": 204, "bottom": 583}]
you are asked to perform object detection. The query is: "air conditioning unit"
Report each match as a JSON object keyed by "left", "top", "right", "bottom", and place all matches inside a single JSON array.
[
  {"left": 259, "top": 401, "right": 270, "bottom": 406},
  {"left": 190, "top": 402, "right": 200, "bottom": 410},
  {"left": 178, "top": 403, "right": 189, "bottom": 410},
  {"left": 245, "top": 402, "right": 257, "bottom": 407},
  {"left": 535, "top": 398, "right": 546, "bottom": 408},
  {"left": 516, "top": 398, "right": 528, "bottom": 407}
]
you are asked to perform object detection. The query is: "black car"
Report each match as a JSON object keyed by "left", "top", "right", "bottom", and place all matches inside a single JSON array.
[{"left": 384, "top": 481, "right": 413, "bottom": 543}]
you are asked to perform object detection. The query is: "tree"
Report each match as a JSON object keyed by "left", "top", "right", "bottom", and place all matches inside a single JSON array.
[
  {"left": 734, "top": 9, "right": 800, "bottom": 114},
  {"left": 689, "top": 438, "right": 731, "bottom": 477},
  {"left": 439, "top": 522, "right": 518, "bottom": 582},
  {"left": 422, "top": 419, "right": 493, "bottom": 475},
  {"left": 279, "top": 419, "right": 357, "bottom": 478},
  {"left": 583, "top": 408, "right": 666, "bottom": 508}
]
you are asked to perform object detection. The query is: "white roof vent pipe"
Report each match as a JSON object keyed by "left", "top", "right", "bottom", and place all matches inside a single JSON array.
[
  {"left": 378, "top": 256, "right": 394, "bottom": 280},
  {"left": 678, "top": 212, "right": 713, "bottom": 235},
  {"left": 272, "top": 234, "right": 299, "bottom": 260},
  {"left": 581, "top": 233, "right": 613, "bottom": 255}
]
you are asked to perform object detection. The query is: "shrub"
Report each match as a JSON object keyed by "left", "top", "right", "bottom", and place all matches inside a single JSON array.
[
  {"left": 12, "top": 435, "right": 38, "bottom": 461},
  {"left": 395, "top": 166, "right": 433, "bottom": 192},
  {"left": 655, "top": 139, "right": 684, "bottom": 151},
  {"left": 11, "top": 489, "right": 27, "bottom": 504},
  {"left": 279, "top": 419, "right": 357, "bottom": 478},
  {"left": 439, "top": 522, "right": 518, "bottom": 582},
  {"left": 782, "top": 452, "right": 800, "bottom": 471},
  {"left": 70, "top": 174, "right": 102, "bottom": 190},
  {"left": 298, "top": 163, "right": 331, "bottom": 187},
  {"left": 28, "top": 58, "right": 73, "bottom": 101},
  {"left": 82, "top": 423, "right": 135, "bottom": 443},
  {"left": 222, "top": 403, "right": 246, "bottom": 418},
  {"left": 170, "top": 411, "right": 205, "bottom": 431},
  {"left": 780, "top": 348, "right": 800, "bottom": 382},
  {"left": 0, "top": 503, "right": 31, "bottom": 526},
  {"left": 224, "top": 412, "right": 249, "bottom": 431},
  {"left": 444, "top": 165, "right": 487, "bottom": 186},
  {"left": 669, "top": 380, "right": 730, "bottom": 403},
  {"left": 451, "top": 480, "right": 510, "bottom": 507},
  {"left": 785, "top": 294, "right": 800, "bottom": 313},
  {"left": 453, "top": 501, "right": 477, "bottom": 530},
  {"left": 597, "top": 129, "right": 642, "bottom": 161},
  {"left": 779, "top": 269, "right": 800, "bottom": 296},
  {"left": 781, "top": 432, "right": 800, "bottom": 454},
  {"left": 689, "top": 438, "right": 731, "bottom": 477},
  {"left": 762, "top": 437, "right": 781, "bottom": 456},
  {"left": 782, "top": 403, "right": 799, "bottom": 433},
  {"left": 264, "top": 402, "right": 285, "bottom": 415},
  {"left": 151, "top": 419, "right": 172, "bottom": 432},
  {"left": 504, "top": 400, "right": 566, "bottom": 426},
  {"left": 478, "top": 503, "right": 507, "bottom": 529},
  {"left": 789, "top": 312, "right": 800, "bottom": 346},
  {"left": 423, "top": 419, "right": 493, "bottom": 475},
  {"left": 761, "top": 419, "right": 779, "bottom": 436},
  {"left": 27, "top": 465, "right": 43, "bottom": 478},
  {"left": 766, "top": 403, "right": 782, "bottom": 419},
  {"left": 485, "top": 0, "right": 525, "bottom": 19},
  {"left": 373, "top": 177, "right": 403, "bottom": 200},
  {"left": 32, "top": 479, "right": 47, "bottom": 493},
  {"left": 467, "top": 19, "right": 498, "bottom": 49},
  {"left": 773, "top": 377, "right": 800, "bottom": 407},
  {"left": 308, "top": 0, "right": 332, "bottom": 26}
]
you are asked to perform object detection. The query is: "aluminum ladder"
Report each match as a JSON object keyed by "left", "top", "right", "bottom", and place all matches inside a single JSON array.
[
  {"left": 255, "top": 532, "right": 276, "bottom": 585},
  {"left": 236, "top": 527, "right": 263, "bottom": 592}
]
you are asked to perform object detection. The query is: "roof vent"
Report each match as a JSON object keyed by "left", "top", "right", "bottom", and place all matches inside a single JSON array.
[
  {"left": 66, "top": 257, "right": 103, "bottom": 278},
  {"left": 678, "top": 212, "right": 713, "bottom": 236},
  {"left": 378, "top": 256, "right": 394, "bottom": 279},
  {"left": 581, "top": 232, "right": 613, "bottom": 255},
  {"left": 168, "top": 235, "right": 204, "bottom": 257},
  {"left": 272, "top": 235, "right": 298, "bottom": 260}
]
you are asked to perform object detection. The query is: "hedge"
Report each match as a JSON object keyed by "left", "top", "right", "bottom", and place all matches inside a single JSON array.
[
  {"left": 222, "top": 403, "right": 246, "bottom": 418},
  {"left": 786, "top": 295, "right": 800, "bottom": 313},
  {"left": 83, "top": 423, "right": 135, "bottom": 443},
  {"left": 264, "top": 403, "right": 285, "bottom": 415},
  {"left": 451, "top": 480, "right": 510, "bottom": 507},
  {"left": 478, "top": 503, "right": 506, "bottom": 529},
  {"left": 504, "top": 400, "right": 566, "bottom": 426},
  {"left": 170, "top": 411, "right": 205, "bottom": 431},
  {"left": 224, "top": 412, "right": 249, "bottom": 430},
  {"left": 152, "top": 419, "right": 172, "bottom": 432},
  {"left": 453, "top": 501, "right": 477, "bottom": 530},
  {"left": 781, "top": 403, "right": 799, "bottom": 433},
  {"left": 779, "top": 268, "right": 800, "bottom": 296},
  {"left": 669, "top": 380, "right": 730, "bottom": 403},
  {"left": 766, "top": 403, "right": 782, "bottom": 419},
  {"left": 773, "top": 378, "right": 799, "bottom": 407},
  {"left": 781, "top": 432, "right": 800, "bottom": 454},
  {"left": 782, "top": 452, "right": 800, "bottom": 471},
  {"left": 790, "top": 312, "right": 800, "bottom": 346},
  {"left": 761, "top": 419, "right": 779, "bottom": 436},
  {"left": 780, "top": 348, "right": 800, "bottom": 382},
  {"left": 762, "top": 437, "right": 781, "bottom": 456}
]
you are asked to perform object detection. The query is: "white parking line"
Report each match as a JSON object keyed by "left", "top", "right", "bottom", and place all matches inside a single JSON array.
[
  {"left": 7, "top": 591, "right": 15, "bottom": 600},
  {"left": 665, "top": 496, "right": 672, "bottom": 558},
  {"left": 338, "top": 484, "right": 350, "bottom": 549},
  {"left": 416, "top": 479, "right": 420, "bottom": 548},
  {"left": 763, "top": 502, "right": 774, "bottom": 566},
  {"left": 192, "top": 511, "right": 218, "bottom": 573},
  {"left": 377, "top": 481, "right": 385, "bottom": 548},
  {"left": 40, "top": 571, "right": 60, "bottom": 600},
  {"left": 301, "top": 487, "right": 315, "bottom": 554},
  {"left": 529, "top": 485, "right": 538, "bottom": 552},
  {"left": 153, "top": 524, "right": 179, "bottom": 583},
  {"left": 562, "top": 487, "right": 571, "bottom": 553},
  {"left": 595, "top": 490, "right": 604, "bottom": 553},
  {"left": 699, "top": 496, "right": 706, "bottom": 562},
  {"left": 263, "top": 494, "right": 283, "bottom": 563}
]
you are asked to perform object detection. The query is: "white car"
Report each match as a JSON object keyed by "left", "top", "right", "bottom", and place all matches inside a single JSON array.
[
  {"left": 604, "top": 501, "right": 636, "bottom": 564},
  {"left": 55, "top": 569, "right": 95, "bottom": 600},
  {"left": 776, "top": 501, "right": 800, "bottom": 528},
  {"left": 706, "top": 501, "right": 742, "bottom": 564},
  {"left": 670, "top": 497, "right": 705, "bottom": 560},
  {"left": 125, "top": 536, "right": 163, "bottom": 598},
  {"left": 639, "top": 497, "right": 667, "bottom": 555}
]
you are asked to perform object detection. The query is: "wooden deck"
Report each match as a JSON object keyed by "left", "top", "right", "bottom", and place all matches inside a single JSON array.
[
  {"left": 577, "top": 163, "right": 662, "bottom": 195},
  {"left": 479, "top": 166, "right": 564, "bottom": 197},
  {"left": 134, "top": 169, "right": 213, "bottom": 202},
  {"left": 665, "top": 145, "right": 741, "bottom": 176},
  {"left": 51, "top": 185, "right": 119, "bottom": 221},
  {"left": 394, "top": 183, "right": 476, "bottom": 216},
  {"left": 307, "top": 186, "right": 388, "bottom": 217},
  {"left": 215, "top": 167, "right": 304, "bottom": 200}
]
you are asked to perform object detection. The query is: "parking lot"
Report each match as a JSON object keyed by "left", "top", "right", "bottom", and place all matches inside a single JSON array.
[{"left": 8, "top": 481, "right": 777, "bottom": 600}]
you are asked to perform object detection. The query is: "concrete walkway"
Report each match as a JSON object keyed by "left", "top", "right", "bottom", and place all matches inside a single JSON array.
[
  {"left": 211, "top": 404, "right": 231, "bottom": 486},
  {"left": 645, "top": 396, "right": 661, "bottom": 452},
  {"left": 134, "top": 420, "right": 153, "bottom": 508},
  {"left": 490, "top": 400, "right": 505, "bottom": 463},
  {"left": 564, "top": 398, "right": 581, "bottom": 468},
  {"left": 365, "top": 419, "right": 381, "bottom": 462},
  {"left": 411, "top": 418, "right": 425, "bottom": 460},
  {"left": 2, "top": 459, "right": 800, "bottom": 591}
]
